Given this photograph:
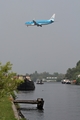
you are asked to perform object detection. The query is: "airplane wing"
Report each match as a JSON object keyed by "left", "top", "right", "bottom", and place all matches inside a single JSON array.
[{"left": 33, "top": 20, "right": 42, "bottom": 27}]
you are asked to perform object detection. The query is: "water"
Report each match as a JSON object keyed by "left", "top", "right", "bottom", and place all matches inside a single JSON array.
[{"left": 17, "top": 82, "right": 80, "bottom": 120}]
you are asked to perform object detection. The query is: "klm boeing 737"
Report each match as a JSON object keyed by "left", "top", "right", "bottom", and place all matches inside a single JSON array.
[{"left": 25, "top": 14, "right": 55, "bottom": 27}]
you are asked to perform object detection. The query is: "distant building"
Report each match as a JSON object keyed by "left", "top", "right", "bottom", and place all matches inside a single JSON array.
[
  {"left": 46, "top": 76, "right": 57, "bottom": 82},
  {"left": 46, "top": 77, "right": 57, "bottom": 79}
]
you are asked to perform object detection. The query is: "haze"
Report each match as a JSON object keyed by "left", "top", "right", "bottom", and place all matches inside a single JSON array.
[{"left": 0, "top": 0, "right": 80, "bottom": 74}]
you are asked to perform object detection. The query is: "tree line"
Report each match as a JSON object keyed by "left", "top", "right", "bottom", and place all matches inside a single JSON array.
[
  {"left": 26, "top": 60, "right": 80, "bottom": 84},
  {"left": 0, "top": 60, "right": 80, "bottom": 98},
  {"left": 26, "top": 71, "right": 65, "bottom": 82}
]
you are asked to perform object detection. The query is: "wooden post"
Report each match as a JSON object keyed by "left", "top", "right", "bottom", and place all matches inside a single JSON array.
[{"left": 37, "top": 98, "right": 44, "bottom": 110}]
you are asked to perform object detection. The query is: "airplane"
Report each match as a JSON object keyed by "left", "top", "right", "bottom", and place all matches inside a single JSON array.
[{"left": 25, "top": 13, "right": 55, "bottom": 27}]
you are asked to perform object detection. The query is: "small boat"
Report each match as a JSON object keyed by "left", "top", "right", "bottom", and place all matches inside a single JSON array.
[
  {"left": 61, "top": 79, "right": 66, "bottom": 84},
  {"left": 36, "top": 79, "right": 44, "bottom": 84},
  {"left": 66, "top": 80, "right": 71, "bottom": 84},
  {"left": 61, "top": 79, "right": 71, "bottom": 84}
]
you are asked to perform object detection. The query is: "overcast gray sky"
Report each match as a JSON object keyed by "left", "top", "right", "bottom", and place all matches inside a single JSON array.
[{"left": 0, "top": 0, "right": 80, "bottom": 74}]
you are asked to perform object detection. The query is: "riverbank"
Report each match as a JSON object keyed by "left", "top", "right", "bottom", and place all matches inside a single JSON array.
[{"left": 0, "top": 95, "right": 25, "bottom": 120}]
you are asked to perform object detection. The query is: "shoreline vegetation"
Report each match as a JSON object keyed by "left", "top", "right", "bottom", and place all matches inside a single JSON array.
[
  {"left": 0, "top": 94, "right": 26, "bottom": 120},
  {"left": 0, "top": 62, "right": 26, "bottom": 120}
]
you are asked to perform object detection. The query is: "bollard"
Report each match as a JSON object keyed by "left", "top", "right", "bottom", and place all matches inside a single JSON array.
[{"left": 37, "top": 98, "right": 44, "bottom": 110}]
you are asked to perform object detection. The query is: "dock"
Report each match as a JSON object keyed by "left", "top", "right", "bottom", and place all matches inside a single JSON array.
[{"left": 13, "top": 98, "right": 44, "bottom": 110}]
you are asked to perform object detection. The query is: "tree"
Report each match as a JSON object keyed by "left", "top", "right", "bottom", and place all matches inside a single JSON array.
[
  {"left": 65, "top": 68, "right": 75, "bottom": 79},
  {"left": 76, "top": 60, "right": 80, "bottom": 67},
  {"left": 76, "top": 77, "right": 80, "bottom": 85},
  {"left": 57, "top": 73, "right": 65, "bottom": 82},
  {"left": 65, "top": 60, "right": 80, "bottom": 80},
  {"left": 53, "top": 72, "right": 59, "bottom": 77},
  {"left": 0, "top": 62, "right": 23, "bottom": 98}
]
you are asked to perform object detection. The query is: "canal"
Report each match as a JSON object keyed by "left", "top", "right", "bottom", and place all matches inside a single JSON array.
[{"left": 16, "top": 82, "right": 80, "bottom": 120}]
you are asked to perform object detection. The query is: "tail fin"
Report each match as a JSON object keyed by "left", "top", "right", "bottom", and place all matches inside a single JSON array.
[{"left": 50, "top": 14, "right": 55, "bottom": 20}]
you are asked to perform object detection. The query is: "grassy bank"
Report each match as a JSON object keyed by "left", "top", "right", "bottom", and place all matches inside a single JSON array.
[
  {"left": 0, "top": 95, "right": 17, "bottom": 120},
  {"left": 0, "top": 95, "right": 25, "bottom": 120}
]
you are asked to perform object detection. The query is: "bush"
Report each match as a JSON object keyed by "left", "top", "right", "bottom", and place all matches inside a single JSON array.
[{"left": 0, "top": 62, "right": 23, "bottom": 98}]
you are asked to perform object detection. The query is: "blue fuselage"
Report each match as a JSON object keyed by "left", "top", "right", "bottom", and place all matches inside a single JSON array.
[{"left": 25, "top": 19, "right": 54, "bottom": 26}]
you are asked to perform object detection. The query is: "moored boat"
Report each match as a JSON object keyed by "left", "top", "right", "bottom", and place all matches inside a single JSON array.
[
  {"left": 17, "top": 75, "right": 35, "bottom": 91},
  {"left": 36, "top": 79, "right": 44, "bottom": 84},
  {"left": 61, "top": 79, "right": 71, "bottom": 84}
]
